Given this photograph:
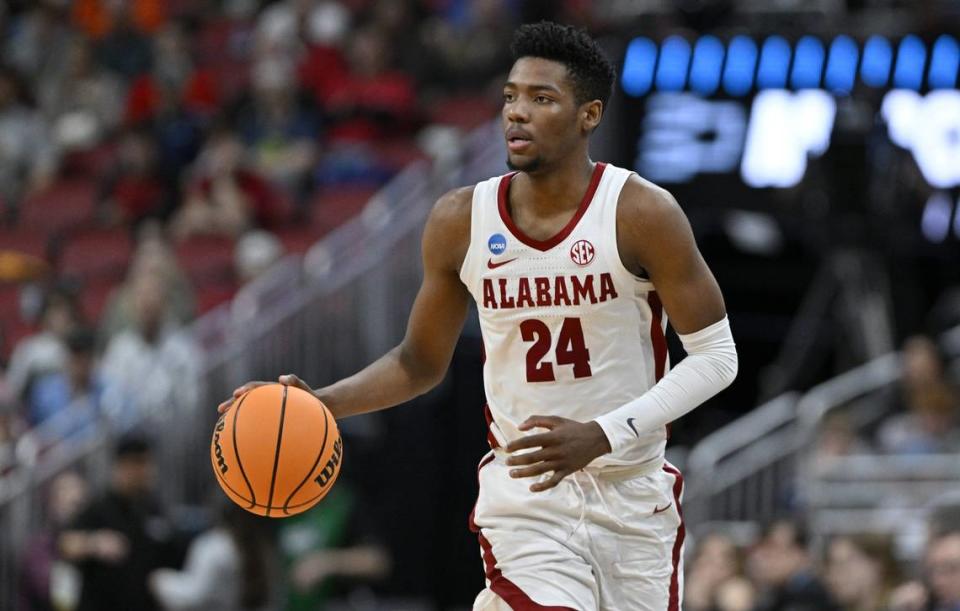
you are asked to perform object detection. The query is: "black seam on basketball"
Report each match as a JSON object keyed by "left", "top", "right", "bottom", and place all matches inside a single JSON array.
[
  {"left": 231, "top": 393, "right": 256, "bottom": 508},
  {"left": 282, "top": 398, "right": 330, "bottom": 513},
  {"left": 265, "top": 385, "right": 289, "bottom": 517},
  {"left": 281, "top": 456, "right": 342, "bottom": 513},
  {"left": 214, "top": 464, "right": 323, "bottom": 511}
]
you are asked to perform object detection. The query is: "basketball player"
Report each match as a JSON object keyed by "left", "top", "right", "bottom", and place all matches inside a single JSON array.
[{"left": 220, "top": 22, "right": 737, "bottom": 610}]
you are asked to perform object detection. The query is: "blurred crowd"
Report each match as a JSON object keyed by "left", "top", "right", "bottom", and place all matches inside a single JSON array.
[
  {"left": 685, "top": 517, "right": 960, "bottom": 611},
  {"left": 0, "top": 0, "right": 605, "bottom": 475}
]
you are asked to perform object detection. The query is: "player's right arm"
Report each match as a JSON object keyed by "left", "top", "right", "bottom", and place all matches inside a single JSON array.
[{"left": 218, "top": 187, "right": 474, "bottom": 419}]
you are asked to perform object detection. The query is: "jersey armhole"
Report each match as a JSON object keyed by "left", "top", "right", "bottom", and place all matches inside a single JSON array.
[
  {"left": 601, "top": 171, "right": 656, "bottom": 289},
  {"left": 457, "top": 184, "right": 483, "bottom": 289}
]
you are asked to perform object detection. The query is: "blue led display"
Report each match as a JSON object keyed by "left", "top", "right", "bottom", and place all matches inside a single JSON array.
[
  {"left": 621, "top": 33, "right": 958, "bottom": 97},
  {"left": 621, "top": 37, "right": 657, "bottom": 96},
  {"left": 861, "top": 35, "right": 892, "bottom": 88},
  {"left": 690, "top": 35, "right": 724, "bottom": 95},
  {"left": 757, "top": 36, "right": 791, "bottom": 89},
  {"left": 656, "top": 36, "right": 692, "bottom": 91},
  {"left": 929, "top": 35, "right": 959, "bottom": 89},
  {"left": 723, "top": 36, "right": 758, "bottom": 96},
  {"left": 824, "top": 35, "right": 859, "bottom": 94},
  {"left": 894, "top": 35, "right": 926, "bottom": 90},
  {"left": 792, "top": 36, "right": 825, "bottom": 89}
]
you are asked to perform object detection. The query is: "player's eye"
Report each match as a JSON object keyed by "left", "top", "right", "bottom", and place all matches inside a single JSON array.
[
  {"left": 534, "top": 95, "right": 551, "bottom": 104},
  {"left": 503, "top": 92, "right": 515, "bottom": 102}
]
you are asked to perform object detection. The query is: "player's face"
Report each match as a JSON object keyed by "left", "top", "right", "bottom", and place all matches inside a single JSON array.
[{"left": 502, "top": 57, "right": 583, "bottom": 172}]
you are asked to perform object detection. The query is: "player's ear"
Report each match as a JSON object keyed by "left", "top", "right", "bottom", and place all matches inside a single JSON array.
[{"left": 581, "top": 100, "right": 603, "bottom": 133}]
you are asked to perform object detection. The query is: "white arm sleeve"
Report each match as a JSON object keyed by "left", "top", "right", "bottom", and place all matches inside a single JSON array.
[{"left": 593, "top": 316, "right": 738, "bottom": 454}]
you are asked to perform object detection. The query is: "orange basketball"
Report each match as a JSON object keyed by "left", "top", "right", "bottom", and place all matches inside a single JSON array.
[{"left": 211, "top": 383, "right": 342, "bottom": 517}]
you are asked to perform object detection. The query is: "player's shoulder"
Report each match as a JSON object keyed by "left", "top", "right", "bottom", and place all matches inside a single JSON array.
[
  {"left": 422, "top": 186, "right": 475, "bottom": 268},
  {"left": 618, "top": 173, "right": 683, "bottom": 224}
]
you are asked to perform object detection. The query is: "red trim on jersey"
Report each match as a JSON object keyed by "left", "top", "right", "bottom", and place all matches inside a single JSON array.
[
  {"left": 484, "top": 403, "right": 500, "bottom": 449},
  {"left": 478, "top": 533, "right": 578, "bottom": 611},
  {"left": 648, "top": 291, "right": 671, "bottom": 438},
  {"left": 648, "top": 291, "right": 667, "bottom": 381},
  {"left": 663, "top": 464, "right": 686, "bottom": 611},
  {"left": 497, "top": 163, "right": 606, "bottom": 251}
]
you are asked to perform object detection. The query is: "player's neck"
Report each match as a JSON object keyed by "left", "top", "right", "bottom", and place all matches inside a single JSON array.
[{"left": 516, "top": 156, "right": 596, "bottom": 215}]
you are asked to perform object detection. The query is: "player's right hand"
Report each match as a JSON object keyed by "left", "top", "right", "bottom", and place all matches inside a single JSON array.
[{"left": 217, "top": 374, "right": 315, "bottom": 414}]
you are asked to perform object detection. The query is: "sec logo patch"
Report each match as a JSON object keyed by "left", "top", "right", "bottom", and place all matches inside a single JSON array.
[{"left": 570, "top": 239, "right": 595, "bottom": 266}]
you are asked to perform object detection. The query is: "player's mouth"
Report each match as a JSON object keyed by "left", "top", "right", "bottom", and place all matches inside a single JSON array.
[{"left": 506, "top": 128, "right": 534, "bottom": 152}]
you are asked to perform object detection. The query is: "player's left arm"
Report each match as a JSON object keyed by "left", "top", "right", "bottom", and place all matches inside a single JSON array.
[{"left": 506, "top": 177, "right": 737, "bottom": 491}]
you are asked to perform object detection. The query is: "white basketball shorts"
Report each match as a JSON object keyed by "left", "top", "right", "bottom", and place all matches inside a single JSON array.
[{"left": 469, "top": 451, "right": 685, "bottom": 611}]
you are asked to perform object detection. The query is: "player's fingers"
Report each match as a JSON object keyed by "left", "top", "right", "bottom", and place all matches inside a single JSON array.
[
  {"left": 232, "top": 381, "right": 266, "bottom": 398},
  {"left": 530, "top": 470, "right": 570, "bottom": 493},
  {"left": 505, "top": 432, "right": 556, "bottom": 453},
  {"left": 279, "top": 373, "right": 312, "bottom": 392},
  {"left": 217, "top": 398, "right": 234, "bottom": 414},
  {"left": 509, "top": 461, "right": 559, "bottom": 479},
  {"left": 518, "top": 415, "right": 563, "bottom": 431},
  {"left": 505, "top": 448, "right": 556, "bottom": 466}
]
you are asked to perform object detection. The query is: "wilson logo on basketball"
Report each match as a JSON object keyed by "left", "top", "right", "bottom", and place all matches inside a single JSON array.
[
  {"left": 314, "top": 436, "right": 343, "bottom": 488},
  {"left": 570, "top": 240, "right": 595, "bottom": 266},
  {"left": 213, "top": 416, "right": 228, "bottom": 474}
]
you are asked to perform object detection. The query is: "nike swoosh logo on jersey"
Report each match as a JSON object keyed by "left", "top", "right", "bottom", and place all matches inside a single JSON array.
[
  {"left": 487, "top": 257, "right": 518, "bottom": 269},
  {"left": 653, "top": 502, "right": 672, "bottom": 515},
  {"left": 627, "top": 418, "right": 640, "bottom": 438}
]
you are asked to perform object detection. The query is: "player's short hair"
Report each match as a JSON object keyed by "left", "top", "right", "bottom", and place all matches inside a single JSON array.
[{"left": 510, "top": 21, "right": 616, "bottom": 108}]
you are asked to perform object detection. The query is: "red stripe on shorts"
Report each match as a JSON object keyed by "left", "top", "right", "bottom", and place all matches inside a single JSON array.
[
  {"left": 468, "top": 452, "right": 496, "bottom": 532},
  {"left": 477, "top": 532, "right": 577, "bottom": 611},
  {"left": 663, "top": 464, "right": 686, "bottom": 611}
]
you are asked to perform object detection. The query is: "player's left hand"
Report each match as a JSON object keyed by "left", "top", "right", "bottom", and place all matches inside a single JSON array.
[{"left": 505, "top": 416, "right": 612, "bottom": 492}]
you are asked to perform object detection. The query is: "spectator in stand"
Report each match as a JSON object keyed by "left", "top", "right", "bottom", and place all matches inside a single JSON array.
[
  {"left": 0, "top": 65, "right": 58, "bottom": 217},
  {"left": 27, "top": 328, "right": 106, "bottom": 446},
  {"left": 97, "top": 127, "right": 174, "bottom": 228},
  {"left": 824, "top": 534, "right": 901, "bottom": 611},
  {"left": 4, "top": 287, "right": 81, "bottom": 404},
  {"left": 878, "top": 336, "right": 960, "bottom": 455},
  {"left": 171, "top": 127, "right": 283, "bottom": 241},
  {"left": 76, "top": 0, "right": 161, "bottom": 80},
  {"left": 38, "top": 36, "right": 124, "bottom": 153},
  {"left": 3, "top": 1, "right": 74, "bottom": 98},
  {"left": 0, "top": 389, "right": 22, "bottom": 475},
  {"left": 99, "top": 222, "right": 194, "bottom": 343},
  {"left": 149, "top": 500, "right": 277, "bottom": 611},
  {"left": 59, "top": 435, "right": 182, "bottom": 611},
  {"left": 685, "top": 532, "right": 756, "bottom": 611},
  {"left": 125, "top": 22, "right": 212, "bottom": 177},
  {"left": 235, "top": 230, "right": 285, "bottom": 286},
  {"left": 235, "top": 55, "right": 319, "bottom": 203},
  {"left": 422, "top": 0, "right": 513, "bottom": 93},
  {"left": 890, "top": 529, "right": 960, "bottom": 611},
  {"left": 324, "top": 25, "right": 417, "bottom": 143},
  {"left": 100, "top": 271, "right": 200, "bottom": 425},
  {"left": 19, "top": 470, "right": 89, "bottom": 611},
  {"left": 811, "top": 411, "right": 873, "bottom": 476},
  {"left": 748, "top": 520, "right": 839, "bottom": 611}
]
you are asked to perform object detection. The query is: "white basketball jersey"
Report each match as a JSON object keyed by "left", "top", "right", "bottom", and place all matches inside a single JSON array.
[{"left": 459, "top": 163, "right": 670, "bottom": 471}]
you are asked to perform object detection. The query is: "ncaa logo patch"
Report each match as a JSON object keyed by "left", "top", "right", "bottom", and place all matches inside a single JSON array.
[
  {"left": 488, "top": 233, "right": 507, "bottom": 254},
  {"left": 570, "top": 239, "right": 595, "bottom": 266}
]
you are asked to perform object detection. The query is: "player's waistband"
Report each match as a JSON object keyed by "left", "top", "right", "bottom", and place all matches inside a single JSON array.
[{"left": 490, "top": 447, "right": 665, "bottom": 481}]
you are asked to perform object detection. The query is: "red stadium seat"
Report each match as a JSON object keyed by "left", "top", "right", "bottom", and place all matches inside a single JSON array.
[
  {"left": 275, "top": 225, "right": 326, "bottom": 254},
  {"left": 79, "top": 277, "right": 120, "bottom": 323},
  {"left": 19, "top": 180, "right": 98, "bottom": 234},
  {"left": 308, "top": 186, "right": 378, "bottom": 234},
  {"left": 59, "top": 228, "right": 133, "bottom": 282},
  {"left": 196, "top": 280, "right": 238, "bottom": 314},
  {"left": 428, "top": 94, "right": 499, "bottom": 130},
  {"left": 0, "top": 228, "right": 50, "bottom": 260},
  {"left": 373, "top": 138, "right": 428, "bottom": 172},
  {"left": 175, "top": 236, "right": 236, "bottom": 285}
]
